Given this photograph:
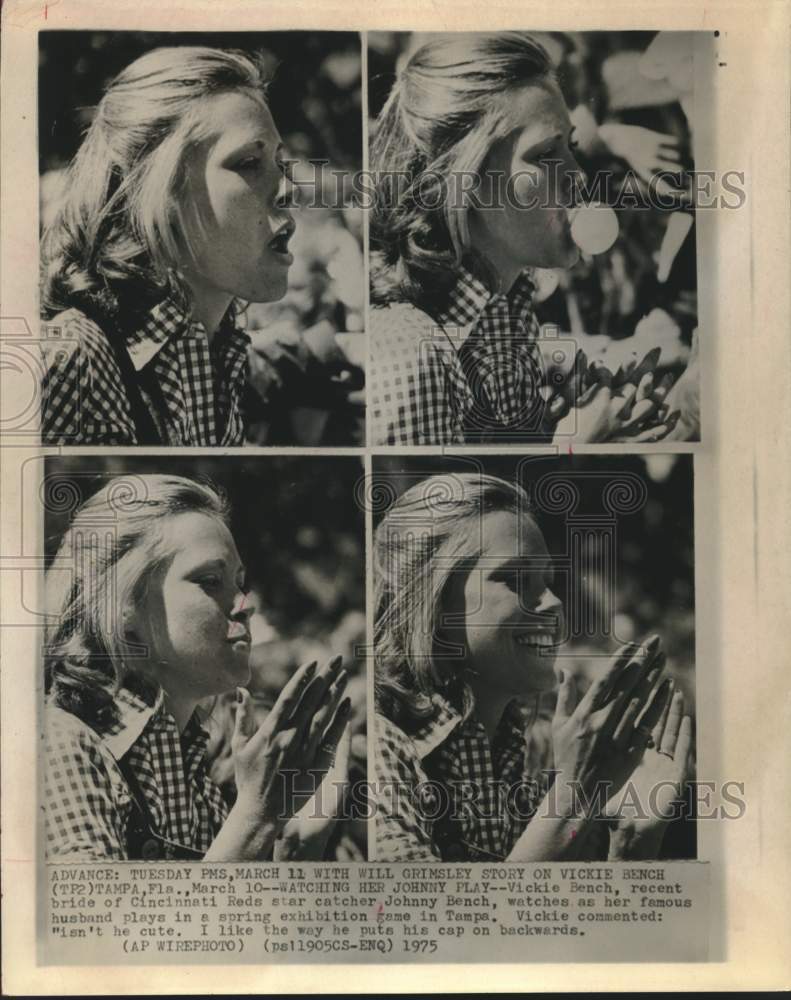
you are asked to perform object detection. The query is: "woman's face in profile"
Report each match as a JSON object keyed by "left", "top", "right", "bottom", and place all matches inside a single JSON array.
[
  {"left": 446, "top": 510, "right": 563, "bottom": 700},
  {"left": 131, "top": 512, "right": 253, "bottom": 700},
  {"left": 469, "top": 80, "right": 582, "bottom": 274},
  {"left": 179, "top": 90, "right": 296, "bottom": 309}
]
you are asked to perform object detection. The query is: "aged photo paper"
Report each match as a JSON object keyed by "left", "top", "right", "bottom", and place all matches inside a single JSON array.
[{"left": 1, "top": 0, "right": 789, "bottom": 993}]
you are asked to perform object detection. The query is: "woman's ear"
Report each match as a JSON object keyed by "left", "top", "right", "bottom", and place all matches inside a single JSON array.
[{"left": 120, "top": 603, "right": 145, "bottom": 649}]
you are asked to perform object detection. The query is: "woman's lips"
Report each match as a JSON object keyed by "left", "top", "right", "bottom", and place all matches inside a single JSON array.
[
  {"left": 514, "top": 631, "right": 557, "bottom": 649},
  {"left": 227, "top": 626, "right": 251, "bottom": 644},
  {"left": 268, "top": 222, "right": 295, "bottom": 264},
  {"left": 269, "top": 248, "right": 294, "bottom": 266}
]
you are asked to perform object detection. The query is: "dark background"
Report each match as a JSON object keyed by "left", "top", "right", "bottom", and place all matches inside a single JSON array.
[
  {"left": 369, "top": 31, "right": 699, "bottom": 389},
  {"left": 39, "top": 31, "right": 365, "bottom": 445},
  {"left": 373, "top": 453, "right": 696, "bottom": 858},
  {"left": 44, "top": 455, "right": 367, "bottom": 859},
  {"left": 39, "top": 30, "right": 362, "bottom": 174}
]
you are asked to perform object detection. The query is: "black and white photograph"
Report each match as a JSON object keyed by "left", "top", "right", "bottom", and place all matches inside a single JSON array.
[
  {"left": 41, "top": 456, "right": 367, "bottom": 862},
  {"left": 39, "top": 31, "right": 365, "bottom": 446},
  {"left": 367, "top": 32, "right": 704, "bottom": 445},
  {"left": 1, "top": 0, "right": 789, "bottom": 988},
  {"left": 371, "top": 454, "right": 696, "bottom": 863}
]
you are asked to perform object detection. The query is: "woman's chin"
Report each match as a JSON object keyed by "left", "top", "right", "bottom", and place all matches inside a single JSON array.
[
  {"left": 517, "top": 651, "right": 559, "bottom": 694},
  {"left": 552, "top": 237, "right": 580, "bottom": 270},
  {"left": 528, "top": 240, "right": 579, "bottom": 272}
]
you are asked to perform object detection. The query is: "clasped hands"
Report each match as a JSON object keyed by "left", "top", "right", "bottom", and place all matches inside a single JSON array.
[
  {"left": 232, "top": 655, "right": 352, "bottom": 860},
  {"left": 543, "top": 346, "right": 681, "bottom": 443},
  {"left": 551, "top": 636, "right": 693, "bottom": 859}
]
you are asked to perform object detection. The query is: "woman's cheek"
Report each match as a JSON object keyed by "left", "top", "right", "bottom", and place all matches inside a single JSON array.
[
  {"left": 171, "top": 595, "right": 223, "bottom": 649},
  {"left": 511, "top": 167, "right": 543, "bottom": 209}
]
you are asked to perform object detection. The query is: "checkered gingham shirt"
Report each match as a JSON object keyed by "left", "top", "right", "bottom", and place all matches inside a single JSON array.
[
  {"left": 369, "top": 266, "right": 541, "bottom": 445},
  {"left": 41, "top": 298, "right": 250, "bottom": 445},
  {"left": 374, "top": 696, "right": 549, "bottom": 862},
  {"left": 44, "top": 688, "right": 228, "bottom": 861}
]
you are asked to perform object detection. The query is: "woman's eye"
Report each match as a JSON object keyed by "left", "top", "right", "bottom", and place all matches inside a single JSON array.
[
  {"left": 235, "top": 156, "right": 260, "bottom": 172},
  {"left": 197, "top": 574, "right": 222, "bottom": 590},
  {"left": 537, "top": 150, "right": 560, "bottom": 167}
]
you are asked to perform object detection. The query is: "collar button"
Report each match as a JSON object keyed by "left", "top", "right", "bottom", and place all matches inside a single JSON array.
[
  {"left": 444, "top": 841, "right": 466, "bottom": 861},
  {"left": 141, "top": 838, "right": 161, "bottom": 860}
]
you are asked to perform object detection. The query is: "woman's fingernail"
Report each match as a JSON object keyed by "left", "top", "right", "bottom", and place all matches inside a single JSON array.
[
  {"left": 558, "top": 670, "right": 565, "bottom": 683},
  {"left": 329, "top": 654, "right": 343, "bottom": 672},
  {"left": 237, "top": 688, "right": 244, "bottom": 703},
  {"left": 304, "top": 661, "right": 318, "bottom": 679},
  {"left": 339, "top": 696, "right": 352, "bottom": 715}
]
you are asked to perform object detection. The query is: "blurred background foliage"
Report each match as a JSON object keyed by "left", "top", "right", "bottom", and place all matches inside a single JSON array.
[
  {"left": 39, "top": 31, "right": 365, "bottom": 445},
  {"left": 373, "top": 454, "right": 696, "bottom": 858},
  {"left": 369, "top": 31, "right": 701, "bottom": 439},
  {"left": 44, "top": 456, "right": 367, "bottom": 860}
]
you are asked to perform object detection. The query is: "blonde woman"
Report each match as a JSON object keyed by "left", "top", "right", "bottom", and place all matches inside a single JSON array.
[
  {"left": 373, "top": 473, "right": 692, "bottom": 862},
  {"left": 41, "top": 47, "right": 296, "bottom": 445},
  {"left": 44, "top": 475, "right": 350, "bottom": 861},
  {"left": 369, "top": 33, "right": 678, "bottom": 445}
]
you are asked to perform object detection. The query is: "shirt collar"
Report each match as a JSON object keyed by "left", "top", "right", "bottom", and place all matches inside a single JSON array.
[
  {"left": 410, "top": 694, "right": 463, "bottom": 760},
  {"left": 124, "top": 296, "right": 247, "bottom": 372},
  {"left": 102, "top": 686, "right": 208, "bottom": 761},
  {"left": 409, "top": 693, "right": 528, "bottom": 761},
  {"left": 438, "top": 265, "right": 536, "bottom": 329}
]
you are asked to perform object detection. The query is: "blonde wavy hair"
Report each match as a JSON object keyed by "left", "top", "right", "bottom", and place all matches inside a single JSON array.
[
  {"left": 45, "top": 474, "right": 230, "bottom": 729},
  {"left": 370, "top": 32, "right": 552, "bottom": 318},
  {"left": 40, "top": 46, "right": 269, "bottom": 323},
  {"left": 373, "top": 472, "right": 534, "bottom": 730}
]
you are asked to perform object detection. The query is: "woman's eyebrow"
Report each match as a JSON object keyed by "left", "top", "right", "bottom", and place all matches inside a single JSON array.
[
  {"left": 520, "top": 130, "right": 564, "bottom": 157},
  {"left": 487, "top": 555, "right": 551, "bottom": 572},
  {"left": 188, "top": 557, "right": 227, "bottom": 573},
  {"left": 222, "top": 135, "right": 283, "bottom": 158}
]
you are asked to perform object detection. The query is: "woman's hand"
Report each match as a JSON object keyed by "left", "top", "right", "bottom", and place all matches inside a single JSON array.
[
  {"left": 605, "top": 682, "right": 693, "bottom": 859},
  {"left": 231, "top": 655, "right": 350, "bottom": 836},
  {"left": 547, "top": 349, "right": 679, "bottom": 443},
  {"left": 274, "top": 720, "right": 352, "bottom": 861},
  {"left": 505, "top": 637, "right": 666, "bottom": 862},
  {"left": 551, "top": 637, "right": 666, "bottom": 806},
  {"left": 598, "top": 122, "right": 686, "bottom": 201}
]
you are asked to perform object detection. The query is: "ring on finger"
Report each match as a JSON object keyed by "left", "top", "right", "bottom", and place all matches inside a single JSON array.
[{"left": 657, "top": 749, "right": 674, "bottom": 759}]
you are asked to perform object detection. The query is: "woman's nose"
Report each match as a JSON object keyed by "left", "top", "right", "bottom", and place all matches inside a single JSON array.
[
  {"left": 230, "top": 591, "right": 255, "bottom": 622},
  {"left": 276, "top": 169, "right": 298, "bottom": 210},
  {"left": 563, "top": 153, "right": 586, "bottom": 207},
  {"left": 536, "top": 587, "right": 563, "bottom": 616}
]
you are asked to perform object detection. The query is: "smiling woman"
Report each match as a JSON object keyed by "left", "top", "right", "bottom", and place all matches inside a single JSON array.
[
  {"left": 372, "top": 471, "right": 693, "bottom": 863},
  {"left": 39, "top": 47, "right": 297, "bottom": 446}
]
